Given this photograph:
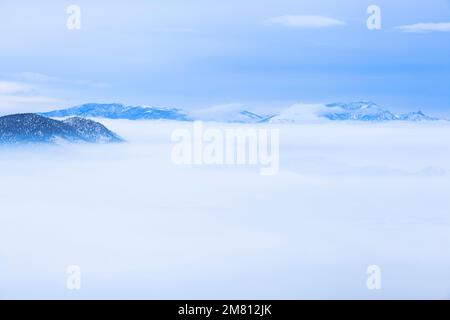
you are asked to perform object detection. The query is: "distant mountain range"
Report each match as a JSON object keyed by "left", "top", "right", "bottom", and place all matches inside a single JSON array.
[
  {"left": 270, "top": 101, "right": 439, "bottom": 123},
  {"left": 40, "top": 101, "right": 442, "bottom": 123},
  {"left": 1, "top": 102, "right": 442, "bottom": 144},
  {"left": 323, "top": 102, "right": 437, "bottom": 122},
  {"left": 0, "top": 114, "right": 123, "bottom": 144},
  {"left": 40, "top": 103, "right": 267, "bottom": 123},
  {"left": 41, "top": 103, "right": 189, "bottom": 121}
]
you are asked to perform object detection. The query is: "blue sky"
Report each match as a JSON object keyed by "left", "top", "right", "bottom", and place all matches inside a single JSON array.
[{"left": 0, "top": 0, "right": 450, "bottom": 116}]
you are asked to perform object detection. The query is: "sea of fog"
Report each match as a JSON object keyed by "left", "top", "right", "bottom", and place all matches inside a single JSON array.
[{"left": 1, "top": 120, "right": 450, "bottom": 299}]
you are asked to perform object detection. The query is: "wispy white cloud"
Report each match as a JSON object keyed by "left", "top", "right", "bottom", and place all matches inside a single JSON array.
[
  {"left": 11, "top": 72, "right": 111, "bottom": 89},
  {"left": 395, "top": 22, "right": 450, "bottom": 33},
  {"left": 0, "top": 81, "right": 33, "bottom": 95},
  {"left": 0, "top": 72, "right": 114, "bottom": 114},
  {"left": 0, "top": 94, "right": 62, "bottom": 105},
  {"left": 267, "top": 15, "right": 346, "bottom": 28},
  {"left": 0, "top": 80, "right": 64, "bottom": 114}
]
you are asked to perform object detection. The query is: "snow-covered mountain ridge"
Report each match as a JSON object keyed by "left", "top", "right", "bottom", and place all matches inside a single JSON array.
[{"left": 39, "top": 101, "right": 443, "bottom": 123}]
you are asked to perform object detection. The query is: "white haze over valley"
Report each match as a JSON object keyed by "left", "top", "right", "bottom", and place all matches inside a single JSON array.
[{"left": 1, "top": 120, "right": 450, "bottom": 299}]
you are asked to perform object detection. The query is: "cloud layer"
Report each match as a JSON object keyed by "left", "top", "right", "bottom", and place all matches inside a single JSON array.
[{"left": 1, "top": 120, "right": 450, "bottom": 298}]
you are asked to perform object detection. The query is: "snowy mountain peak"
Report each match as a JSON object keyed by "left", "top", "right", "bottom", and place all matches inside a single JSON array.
[
  {"left": 322, "top": 101, "right": 398, "bottom": 121},
  {"left": 395, "top": 111, "right": 437, "bottom": 121},
  {"left": 326, "top": 101, "right": 381, "bottom": 111}
]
